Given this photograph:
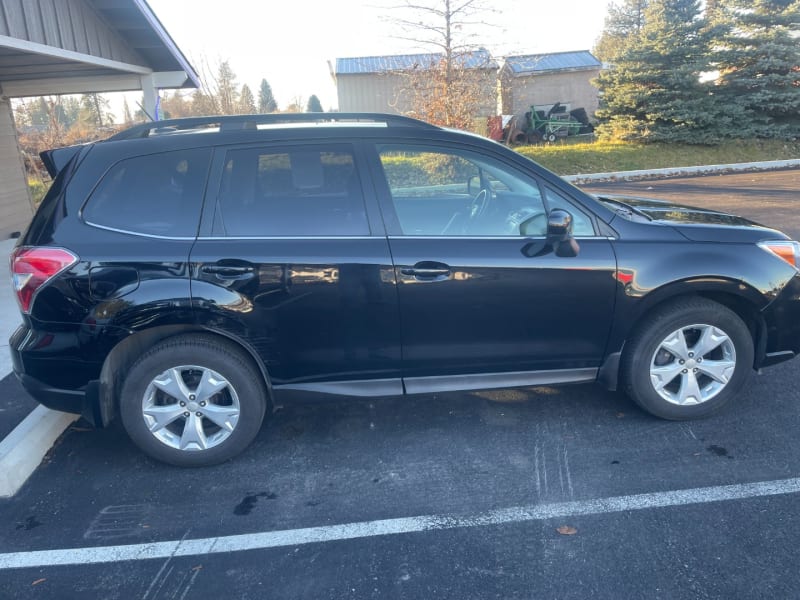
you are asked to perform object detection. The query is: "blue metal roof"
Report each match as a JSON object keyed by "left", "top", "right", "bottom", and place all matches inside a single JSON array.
[
  {"left": 335, "top": 48, "right": 497, "bottom": 74},
  {"left": 504, "top": 51, "right": 601, "bottom": 75}
]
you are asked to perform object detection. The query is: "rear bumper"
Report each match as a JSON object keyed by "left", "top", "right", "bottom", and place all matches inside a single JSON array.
[
  {"left": 10, "top": 324, "right": 104, "bottom": 426},
  {"left": 14, "top": 372, "right": 85, "bottom": 415}
]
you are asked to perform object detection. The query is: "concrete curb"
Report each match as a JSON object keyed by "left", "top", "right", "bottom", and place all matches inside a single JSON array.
[
  {"left": 0, "top": 406, "right": 79, "bottom": 498},
  {"left": 563, "top": 158, "right": 800, "bottom": 185}
]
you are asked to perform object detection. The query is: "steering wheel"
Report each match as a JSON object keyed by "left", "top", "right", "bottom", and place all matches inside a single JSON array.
[{"left": 468, "top": 188, "right": 490, "bottom": 221}]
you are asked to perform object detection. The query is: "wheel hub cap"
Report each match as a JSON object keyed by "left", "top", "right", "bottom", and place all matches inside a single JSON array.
[
  {"left": 141, "top": 365, "right": 240, "bottom": 451},
  {"left": 649, "top": 324, "right": 736, "bottom": 406}
]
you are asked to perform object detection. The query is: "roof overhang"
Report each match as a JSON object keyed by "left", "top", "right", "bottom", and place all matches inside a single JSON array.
[
  {"left": 0, "top": 0, "right": 198, "bottom": 97},
  {"left": 505, "top": 65, "right": 603, "bottom": 78}
]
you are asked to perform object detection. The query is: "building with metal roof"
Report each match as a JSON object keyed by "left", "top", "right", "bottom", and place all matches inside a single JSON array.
[
  {"left": 503, "top": 51, "right": 601, "bottom": 76},
  {"left": 333, "top": 49, "right": 498, "bottom": 118},
  {"left": 335, "top": 48, "right": 497, "bottom": 75},
  {"left": 499, "top": 50, "right": 602, "bottom": 124},
  {"left": 0, "top": 0, "right": 199, "bottom": 238}
]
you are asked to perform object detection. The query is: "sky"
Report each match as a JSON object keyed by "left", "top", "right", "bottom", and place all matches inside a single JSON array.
[{"left": 145, "top": 0, "right": 610, "bottom": 111}]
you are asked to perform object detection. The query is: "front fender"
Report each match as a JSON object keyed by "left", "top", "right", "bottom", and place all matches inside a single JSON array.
[{"left": 605, "top": 241, "right": 795, "bottom": 354}]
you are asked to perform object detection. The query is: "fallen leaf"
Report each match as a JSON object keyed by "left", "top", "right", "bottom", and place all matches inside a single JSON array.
[
  {"left": 556, "top": 526, "right": 578, "bottom": 535},
  {"left": 32, "top": 579, "right": 46, "bottom": 586}
]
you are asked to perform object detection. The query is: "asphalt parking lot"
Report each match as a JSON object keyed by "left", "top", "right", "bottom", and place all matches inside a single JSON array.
[
  {"left": 582, "top": 167, "right": 800, "bottom": 239},
  {"left": 1, "top": 169, "right": 799, "bottom": 599}
]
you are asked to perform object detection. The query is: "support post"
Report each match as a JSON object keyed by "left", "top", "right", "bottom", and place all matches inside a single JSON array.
[{"left": 140, "top": 73, "right": 159, "bottom": 121}]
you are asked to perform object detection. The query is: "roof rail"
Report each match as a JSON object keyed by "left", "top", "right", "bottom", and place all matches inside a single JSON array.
[{"left": 107, "top": 113, "right": 438, "bottom": 141}]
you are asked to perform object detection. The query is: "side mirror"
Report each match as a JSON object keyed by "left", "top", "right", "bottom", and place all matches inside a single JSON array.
[
  {"left": 546, "top": 209, "right": 580, "bottom": 257},
  {"left": 546, "top": 209, "right": 573, "bottom": 241}
]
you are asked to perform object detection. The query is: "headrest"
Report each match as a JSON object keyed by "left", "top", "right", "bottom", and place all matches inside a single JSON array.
[{"left": 290, "top": 152, "right": 324, "bottom": 191}]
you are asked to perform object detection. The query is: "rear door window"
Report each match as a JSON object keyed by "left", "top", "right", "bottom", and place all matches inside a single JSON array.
[
  {"left": 212, "top": 144, "right": 370, "bottom": 236},
  {"left": 82, "top": 148, "right": 211, "bottom": 237}
]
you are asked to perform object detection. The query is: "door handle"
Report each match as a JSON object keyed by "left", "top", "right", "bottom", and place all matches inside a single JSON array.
[
  {"left": 400, "top": 267, "right": 450, "bottom": 277},
  {"left": 201, "top": 263, "right": 255, "bottom": 279},
  {"left": 400, "top": 261, "right": 451, "bottom": 280}
]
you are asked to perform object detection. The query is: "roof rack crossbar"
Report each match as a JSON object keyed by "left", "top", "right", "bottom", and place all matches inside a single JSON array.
[{"left": 108, "top": 113, "right": 438, "bottom": 140}]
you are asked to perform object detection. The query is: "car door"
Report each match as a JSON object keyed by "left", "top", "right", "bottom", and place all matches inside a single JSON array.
[
  {"left": 190, "top": 141, "right": 402, "bottom": 396},
  {"left": 368, "top": 142, "right": 617, "bottom": 392}
]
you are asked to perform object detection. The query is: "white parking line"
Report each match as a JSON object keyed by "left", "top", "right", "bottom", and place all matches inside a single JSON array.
[{"left": 2, "top": 476, "right": 799, "bottom": 570}]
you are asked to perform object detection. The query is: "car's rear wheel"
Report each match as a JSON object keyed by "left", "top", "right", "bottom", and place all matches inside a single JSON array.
[
  {"left": 621, "top": 298, "right": 754, "bottom": 420},
  {"left": 120, "top": 335, "right": 266, "bottom": 466}
]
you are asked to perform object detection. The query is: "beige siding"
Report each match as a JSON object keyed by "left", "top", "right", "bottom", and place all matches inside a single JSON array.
[
  {"left": 0, "top": 0, "right": 144, "bottom": 65},
  {"left": 509, "top": 69, "right": 601, "bottom": 121},
  {"left": 337, "top": 71, "right": 498, "bottom": 118},
  {"left": 0, "top": 98, "right": 32, "bottom": 238},
  {"left": 337, "top": 73, "right": 408, "bottom": 114}
]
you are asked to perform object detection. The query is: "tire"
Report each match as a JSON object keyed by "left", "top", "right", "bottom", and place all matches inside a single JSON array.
[
  {"left": 621, "top": 298, "right": 754, "bottom": 420},
  {"left": 120, "top": 334, "right": 267, "bottom": 466},
  {"left": 527, "top": 131, "right": 543, "bottom": 144}
]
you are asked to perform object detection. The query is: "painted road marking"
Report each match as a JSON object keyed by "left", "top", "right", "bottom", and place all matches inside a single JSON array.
[{"left": 2, "top": 476, "right": 800, "bottom": 570}]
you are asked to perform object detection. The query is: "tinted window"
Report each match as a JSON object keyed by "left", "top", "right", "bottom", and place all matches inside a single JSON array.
[
  {"left": 378, "top": 145, "right": 545, "bottom": 236},
  {"left": 83, "top": 148, "right": 211, "bottom": 237},
  {"left": 213, "top": 145, "right": 369, "bottom": 236}
]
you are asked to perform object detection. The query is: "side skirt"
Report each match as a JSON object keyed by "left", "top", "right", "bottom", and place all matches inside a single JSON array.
[{"left": 273, "top": 368, "right": 598, "bottom": 403}]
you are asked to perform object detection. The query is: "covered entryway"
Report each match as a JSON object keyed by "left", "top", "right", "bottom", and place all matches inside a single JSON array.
[{"left": 0, "top": 0, "right": 199, "bottom": 238}]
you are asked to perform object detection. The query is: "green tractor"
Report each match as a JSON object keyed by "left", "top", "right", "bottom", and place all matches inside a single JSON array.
[{"left": 524, "top": 103, "right": 588, "bottom": 143}]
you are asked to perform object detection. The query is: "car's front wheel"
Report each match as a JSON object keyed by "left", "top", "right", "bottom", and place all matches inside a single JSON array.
[
  {"left": 622, "top": 298, "right": 754, "bottom": 420},
  {"left": 120, "top": 334, "right": 267, "bottom": 466}
]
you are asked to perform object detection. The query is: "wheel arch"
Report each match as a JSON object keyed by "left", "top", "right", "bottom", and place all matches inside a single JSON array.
[
  {"left": 599, "top": 277, "right": 767, "bottom": 391},
  {"left": 95, "top": 325, "right": 274, "bottom": 427}
]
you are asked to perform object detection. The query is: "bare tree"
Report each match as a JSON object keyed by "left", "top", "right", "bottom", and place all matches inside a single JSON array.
[
  {"left": 284, "top": 95, "right": 306, "bottom": 113},
  {"left": 191, "top": 56, "right": 240, "bottom": 115},
  {"left": 388, "top": 0, "right": 496, "bottom": 129}
]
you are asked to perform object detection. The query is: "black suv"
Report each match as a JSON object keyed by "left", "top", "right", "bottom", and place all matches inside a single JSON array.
[{"left": 9, "top": 113, "right": 800, "bottom": 466}]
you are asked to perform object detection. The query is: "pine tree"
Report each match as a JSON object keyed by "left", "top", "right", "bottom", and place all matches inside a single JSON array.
[
  {"left": 593, "top": 0, "right": 649, "bottom": 62},
  {"left": 239, "top": 84, "right": 257, "bottom": 114},
  {"left": 711, "top": 0, "right": 800, "bottom": 138},
  {"left": 596, "top": 0, "right": 734, "bottom": 144},
  {"left": 258, "top": 79, "right": 277, "bottom": 113},
  {"left": 306, "top": 94, "right": 323, "bottom": 112},
  {"left": 79, "top": 93, "right": 113, "bottom": 127}
]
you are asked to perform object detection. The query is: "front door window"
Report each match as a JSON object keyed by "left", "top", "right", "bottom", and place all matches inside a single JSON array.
[{"left": 378, "top": 146, "right": 547, "bottom": 237}]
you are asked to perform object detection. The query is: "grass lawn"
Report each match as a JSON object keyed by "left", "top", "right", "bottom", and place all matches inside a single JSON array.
[{"left": 515, "top": 139, "right": 800, "bottom": 176}]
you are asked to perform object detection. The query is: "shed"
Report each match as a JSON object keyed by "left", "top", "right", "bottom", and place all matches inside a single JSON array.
[
  {"left": 333, "top": 48, "right": 498, "bottom": 118},
  {"left": 0, "top": 0, "right": 199, "bottom": 238},
  {"left": 499, "top": 50, "right": 602, "bottom": 122}
]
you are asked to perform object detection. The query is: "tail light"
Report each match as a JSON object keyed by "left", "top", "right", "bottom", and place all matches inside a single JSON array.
[
  {"left": 10, "top": 247, "right": 78, "bottom": 314},
  {"left": 758, "top": 241, "right": 800, "bottom": 270}
]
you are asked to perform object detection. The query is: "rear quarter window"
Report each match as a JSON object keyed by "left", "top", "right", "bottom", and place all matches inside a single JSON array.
[{"left": 82, "top": 148, "right": 212, "bottom": 237}]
